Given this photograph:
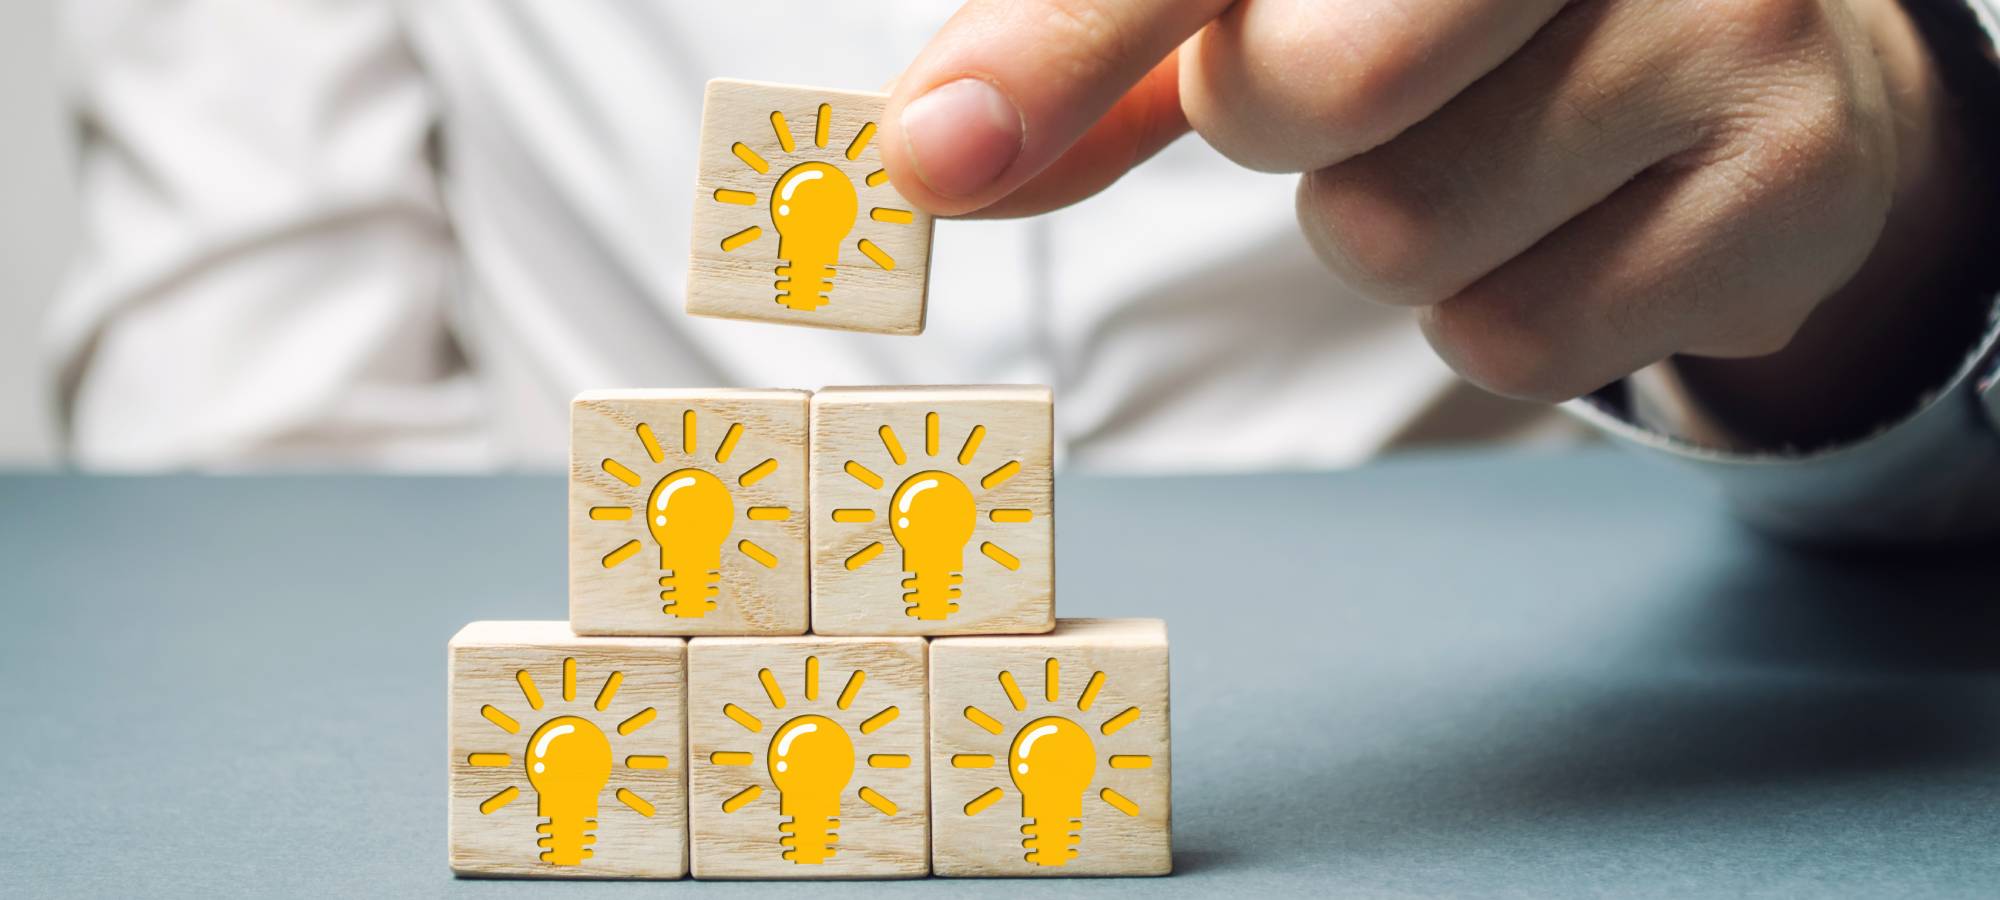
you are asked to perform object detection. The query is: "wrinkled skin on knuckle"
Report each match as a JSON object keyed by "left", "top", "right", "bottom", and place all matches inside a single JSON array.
[
  {"left": 1296, "top": 166, "right": 1453, "bottom": 306},
  {"left": 1418, "top": 296, "right": 1598, "bottom": 403},
  {"left": 1183, "top": 6, "right": 1425, "bottom": 171},
  {"left": 1036, "top": 0, "right": 1146, "bottom": 86}
]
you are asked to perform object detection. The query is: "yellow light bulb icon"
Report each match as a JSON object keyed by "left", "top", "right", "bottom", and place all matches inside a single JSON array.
[
  {"left": 770, "top": 161, "right": 857, "bottom": 311},
  {"left": 1009, "top": 715, "right": 1096, "bottom": 867},
  {"left": 889, "top": 470, "right": 977, "bottom": 621},
  {"left": 525, "top": 715, "right": 614, "bottom": 866},
  {"left": 647, "top": 468, "right": 733, "bottom": 618},
  {"left": 768, "top": 714, "right": 856, "bottom": 864}
]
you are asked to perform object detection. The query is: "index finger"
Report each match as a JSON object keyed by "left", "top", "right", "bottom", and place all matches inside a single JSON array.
[{"left": 882, "top": 0, "right": 1230, "bottom": 216}]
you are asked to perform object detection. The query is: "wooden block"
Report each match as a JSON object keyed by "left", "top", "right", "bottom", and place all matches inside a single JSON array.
[
  {"left": 448, "top": 621, "right": 688, "bottom": 879},
  {"left": 570, "top": 389, "right": 809, "bottom": 636},
  {"left": 929, "top": 619, "right": 1172, "bottom": 877},
  {"left": 687, "top": 78, "right": 935, "bottom": 335},
  {"left": 687, "top": 636, "right": 930, "bottom": 878},
  {"left": 810, "top": 385, "right": 1054, "bottom": 636}
]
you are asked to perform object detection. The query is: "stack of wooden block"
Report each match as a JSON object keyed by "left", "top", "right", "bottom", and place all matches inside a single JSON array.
[{"left": 448, "top": 386, "right": 1172, "bottom": 879}]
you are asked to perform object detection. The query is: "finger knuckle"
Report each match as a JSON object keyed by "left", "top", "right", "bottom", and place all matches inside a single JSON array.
[
  {"left": 1298, "top": 166, "right": 1447, "bottom": 304},
  {"left": 1421, "top": 299, "right": 1592, "bottom": 403},
  {"left": 1695, "top": 0, "right": 1829, "bottom": 59},
  {"left": 1037, "top": 0, "right": 1141, "bottom": 84},
  {"left": 1185, "top": 13, "right": 1420, "bottom": 170}
]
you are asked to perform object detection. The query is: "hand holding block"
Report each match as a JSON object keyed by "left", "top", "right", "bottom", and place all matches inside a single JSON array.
[
  {"left": 687, "top": 79, "right": 935, "bottom": 335},
  {"left": 810, "top": 385, "right": 1054, "bottom": 635},
  {"left": 929, "top": 619, "right": 1171, "bottom": 877},
  {"left": 688, "top": 636, "right": 929, "bottom": 878},
  {"left": 448, "top": 621, "right": 689, "bottom": 879},
  {"left": 570, "top": 390, "right": 809, "bottom": 636}
]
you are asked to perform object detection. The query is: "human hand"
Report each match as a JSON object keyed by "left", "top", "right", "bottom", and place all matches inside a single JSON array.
[{"left": 881, "top": 0, "right": 1978, "bottom": 412}]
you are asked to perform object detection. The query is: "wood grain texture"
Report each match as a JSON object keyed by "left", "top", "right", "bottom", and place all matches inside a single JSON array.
[
  {"left": 688, "top": 636, "right": 929, "bottom": 878},
  {"left": 687, "top": 79, "right": 934, "bottom": 335},
  {"left": 448, "top": 621, "right": 688, "bottom": 879},
  {"left": 810, "top": 385, "right": 1054, "bottom": 636},
  {"left": 570, "top": 390, "right": 808, "bottom": 636},
  {"left": 929, "top": 619, "right": 1171, "bottom": 877}
]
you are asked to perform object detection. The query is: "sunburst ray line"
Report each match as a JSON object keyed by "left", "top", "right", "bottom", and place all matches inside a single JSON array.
[
  {"left": 837, "top": 670, "right": 865, "bottom": 710},
  {"left": 602, "top": 539, "right": 643, "bottom": 569},
  {"left": 731, "top": 142, "right": 769, "bottom": 174},
  {"left": 964, "top": 787, "right": 1003, "bottom": 816},
  {"left": 721, "top": 225, "right": 763, "bottom": 252},
  {"left": 715, "top": 422, "right": 744, "bottom": 464},
  {"left": 1078, "top": 671, "right": 1106, "bottom": 712},
  {"left": 635, "top": 423, "right": 665, "bottom": 463},
  {"left": 844, "top": 460, "right": 883, "bottom": 489},
  {"left": 1102, "top": 706, "right": 1141, "bottom": 735},
  {"left": 739, "top": 458, "right": 778, "bottom": 486},
  {"left": 516, "top": 670, "right": 543, "bottom": 710},
  {"left": 479, "top": 786, "right": 519, "bottom": 815},
  {"left": 958, "top": 425, "right": 986, "bottom": 464},
  {"left": 981, "top": 460, "right": 1021, "bottom": 490},
  {"left": 964, "top": 706, "right": 1004, "bottom": 735},
  {"left": 739, "top": 539, "right": 779, "bottom": 568},
  {"left": 722, "top": 784, "right": 762, "bottom": 813},
  {"left": 860, "top": 706, "right": 899, "bottom": 734},
  {"left": 595, "top": 671, "right": 623, "bottom": 711},
  {"left": 619, "top": 707, "right": 657, "bottom": 736},
  {"left": 845, "top": 122, "right": 877, "bottom": 161},
  {"left": 616, "top": 788, "right": 656, "bottom": 817},
  {"left": 602, "top": 458, "right": 642, "bottom": 487},
  {"left": 758, "top": 667, "right": 787, "bottom": 709},
  {"left": 858, "top": 786, "right": 898, "bottom": 815},
  {"left": 879, "top": 425, "right": 907, "bottom": 465},
  {"left": 845, "top": 542, "right": 884, "bottom": 571},
  {"left": 857, "top": 239, "right": 895, "bottom": 271},
  {"left": 724, "top": 703, "right": 763, "bottom": 733},
  {"left": 998, "top": 671, "right": 1027, "bottom": 712},
  {"left": 770, "top": 110, "right": 796, "bottom": 153},
  {"left": 481, "top": 704, "right": 519, "bottom": 734},
  {"left": 981, "top": 542, "right": 1021, "bottom": 571}
]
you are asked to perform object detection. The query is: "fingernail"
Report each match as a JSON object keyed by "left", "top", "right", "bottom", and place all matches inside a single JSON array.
[{"left": 900, "top": 78, "right": 1022, "bottom": 199}]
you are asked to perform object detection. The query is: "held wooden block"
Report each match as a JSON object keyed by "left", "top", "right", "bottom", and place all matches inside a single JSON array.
[
  {"left": 810, "top": 385, "right": 1055, "bottom": 636},
  {"left": 448, "top": 621, "right": 689, "bottom": 879},
  {"left": 688, "top": 636, "right": 930, "bottom": 878},
  {"left": 687, "top": 78, "right": 935, "bottom": 335},
  {"left": 929, "top": 619, "right": 1172, "bottom": 877},
  {"left": 570, "top": 390, "right": 809, "bottom": 636}
]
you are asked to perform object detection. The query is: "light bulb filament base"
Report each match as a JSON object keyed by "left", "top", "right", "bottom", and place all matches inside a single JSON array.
[{"left": 774, "top": 261, "right": 835, "bottom": 311}]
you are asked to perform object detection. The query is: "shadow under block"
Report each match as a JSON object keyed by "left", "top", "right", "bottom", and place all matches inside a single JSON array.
[
  {"left": 570, "top": 390, "right": 809, "bottom": 636},
  {"left": 810, "top": 385, "right": 1055, "bottom": 636},
  {"left": 688, "top": 636, "right": 930, "bottom": 878},
  {"left": 448, "top": 622, "right": 689, "bottom": 879},
  {"left": 687, "top": 78, "right": 935, "bottom": 335},
  {"left": 929, "top": 619, "right": 1171, "bottom": 877}
]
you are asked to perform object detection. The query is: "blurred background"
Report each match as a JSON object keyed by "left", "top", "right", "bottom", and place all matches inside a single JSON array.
[
  {"left": 0, "top": 1, "right": 68, "bottom": 466},
  {"left": 1, "top": 2, "right": 1582, "bottom": 474}
]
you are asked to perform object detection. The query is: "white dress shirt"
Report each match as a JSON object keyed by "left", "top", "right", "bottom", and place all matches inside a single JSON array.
[
  {"left": 46, "top": 0, "right": 1577, "bottom": 473},
  {"left": 47, "top": 1, "right": 2000, "bottom": 542}
]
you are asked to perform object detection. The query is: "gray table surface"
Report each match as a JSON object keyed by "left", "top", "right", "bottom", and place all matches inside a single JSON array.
[{"left": 4, "top": 449, "right": 1998, "bottom": 897}]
